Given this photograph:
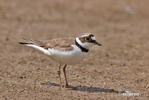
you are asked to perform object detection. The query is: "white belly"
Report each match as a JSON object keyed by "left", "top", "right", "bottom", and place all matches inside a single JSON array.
[{"left": 48, "top": 45, "right": 85, "bottom": 64}]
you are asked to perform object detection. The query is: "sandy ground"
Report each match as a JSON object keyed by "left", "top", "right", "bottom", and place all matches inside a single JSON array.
[{"left": 0, "top": 0, "right": 149, "bottom": 99}]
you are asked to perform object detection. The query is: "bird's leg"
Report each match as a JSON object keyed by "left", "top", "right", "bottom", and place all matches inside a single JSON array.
[
  {"left": 63, "top": 64, "right": 70, "bottom": 88},
  {"left": 57, "top": 64, "right": 62, "bottom": 89}
]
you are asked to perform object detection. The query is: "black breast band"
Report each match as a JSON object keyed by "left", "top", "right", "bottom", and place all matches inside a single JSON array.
[{"left": 75, "top": 39, "right": 89, "bottom": 52}]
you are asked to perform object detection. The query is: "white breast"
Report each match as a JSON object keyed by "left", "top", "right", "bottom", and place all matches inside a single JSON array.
[{"left": 48, "top": 45, "right": 85, "bottom": 64}]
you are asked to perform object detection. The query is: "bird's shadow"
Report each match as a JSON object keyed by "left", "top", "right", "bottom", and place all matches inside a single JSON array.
[{"left": 40, "top": 82, "right": 126, "bottom": 93}]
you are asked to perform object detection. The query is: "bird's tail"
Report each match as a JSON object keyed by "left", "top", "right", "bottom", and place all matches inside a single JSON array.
[
  {"left": 18, "top": 39, "right": 51, "bottom": 55},
  {"left": 18, "top": 41, "right": 33, "bottom": 45},
  {"left": 18, "top": 38, "right": 34, "bottom": 45}
]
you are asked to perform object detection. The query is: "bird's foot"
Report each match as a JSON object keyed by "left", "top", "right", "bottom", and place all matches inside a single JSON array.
[{"left": 65, "top": 84, "right": 73, "bottom": 90}]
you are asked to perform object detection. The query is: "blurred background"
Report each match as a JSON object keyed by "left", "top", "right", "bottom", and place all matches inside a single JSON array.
[{"left": 0, "top": 0, "right": 149, "bottom": 99}]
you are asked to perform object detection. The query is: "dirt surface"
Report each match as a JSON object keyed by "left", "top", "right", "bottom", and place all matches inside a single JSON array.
[{"left": 0, "top": 0, "right": 149, "bottom": 99}]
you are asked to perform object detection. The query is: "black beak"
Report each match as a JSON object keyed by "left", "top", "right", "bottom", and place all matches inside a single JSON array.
[
  {"left": 95, "top": 41, "right": 102, "bottom": 46},
  {"left": 92, "top": 40, "right": 102, "bottom": 46}
]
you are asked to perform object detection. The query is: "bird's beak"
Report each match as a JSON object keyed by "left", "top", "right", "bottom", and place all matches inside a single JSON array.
[{"left": 94, "top": 41, "right": 102, "bottom": 46}]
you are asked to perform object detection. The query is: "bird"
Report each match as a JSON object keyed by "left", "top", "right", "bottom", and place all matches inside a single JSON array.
[{"left": 19, "top": 33, "right": 102, "bottom": 89}]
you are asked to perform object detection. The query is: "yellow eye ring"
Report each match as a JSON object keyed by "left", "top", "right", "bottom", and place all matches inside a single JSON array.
[{"left": 85, "top": 37, "right": 91, "bottom": 41}]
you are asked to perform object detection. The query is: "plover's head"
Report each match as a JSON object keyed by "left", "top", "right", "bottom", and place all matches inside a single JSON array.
[{"left": 75, "top": 33, "right": 102, "bottom": 51}]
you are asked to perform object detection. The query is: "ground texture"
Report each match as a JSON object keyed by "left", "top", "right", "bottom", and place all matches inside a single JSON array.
[{"left": 0, "top": 0, "right": 149, "bottom": 100}]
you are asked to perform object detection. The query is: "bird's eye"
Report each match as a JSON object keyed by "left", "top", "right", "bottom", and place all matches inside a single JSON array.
[{"left": 85, "top": 37, "right": 91, "bottom": 41}]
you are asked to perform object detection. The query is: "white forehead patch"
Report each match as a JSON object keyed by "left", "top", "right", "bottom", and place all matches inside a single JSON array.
[
  {"left": 81, "top": 34, "right": 89, "bottom": 37},
  {"left": 81, "top": 33, "right": 92, "bottom": 37},
  {"left": 91, "top": 36, "right": 96, "bottom": 40}
]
